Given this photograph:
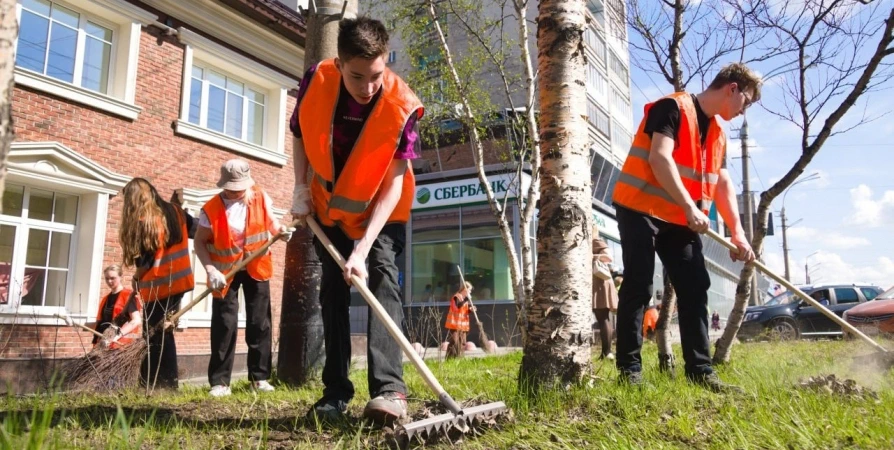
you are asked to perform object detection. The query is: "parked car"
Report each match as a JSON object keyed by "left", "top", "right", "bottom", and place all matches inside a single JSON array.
[
  {"left": 843, "top": 286, "right": 894, "bottom": 338},
  {"left": 738, "top": 283, "right": 884, "bottom": 341}
]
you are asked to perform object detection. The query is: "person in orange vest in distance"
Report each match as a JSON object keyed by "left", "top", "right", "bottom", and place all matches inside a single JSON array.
[
  {"left": 445, "top": 281, "right": 475, "bottom": 359},
  {"left": 642, "top": 304, "right": 660, "bottom": 340},
  {"left": 194, "top": 159, "right": 293, "bottom": 398},
  {"left": 612, "top": 63, "right": 760, "bottom": 393},
  {"left": 290, "top": 17, "right": 424, "bottom": 425},
  {"left": 93, "top": 265, "right": 142, "bottom": 349},
  {"left": 119, "top": 178, "right": 195, "bottom": 389}
]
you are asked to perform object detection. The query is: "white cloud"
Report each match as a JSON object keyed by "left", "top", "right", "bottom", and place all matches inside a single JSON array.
[
  {"left": 786, "top": 226, "right": 870, "bottom": 249},
  {"left": 800, "top": 251, "right": 894, "bottom": 288},
  {"left": 845, "top": 184, "right": 894, "bottom": 227}
]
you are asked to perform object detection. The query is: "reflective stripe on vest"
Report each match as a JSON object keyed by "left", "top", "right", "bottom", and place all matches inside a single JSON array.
[
  {"left": 201, "top": 185, "right": 273, "bottom": 298},
  {"left": 298, "top": 59, "right": 424, "bottom": 240},
  {"left": 139, "top": 208, "right": 195, "bottom": 301},
  {"left": 445, "top": 295, "right": 470, "bottom": 331},
  {"left": 612, "top": 91, "right": 726, "bottom": 226}
]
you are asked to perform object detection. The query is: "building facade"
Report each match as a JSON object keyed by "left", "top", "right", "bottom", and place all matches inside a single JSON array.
[{"left": 2, "top": 0, "right": 305, "bottom": 393}]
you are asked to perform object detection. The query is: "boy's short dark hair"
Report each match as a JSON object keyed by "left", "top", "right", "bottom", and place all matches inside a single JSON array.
[
  {"left": 708, "top": 62, "right": 763, "bottom": 104},
  {"left": 338, "top": 17, "right": 389, "bottom": 61}
]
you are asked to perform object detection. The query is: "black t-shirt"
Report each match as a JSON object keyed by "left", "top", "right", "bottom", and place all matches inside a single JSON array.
[{"left": 643, "top": 94, "right": 726, "bottom": 168}]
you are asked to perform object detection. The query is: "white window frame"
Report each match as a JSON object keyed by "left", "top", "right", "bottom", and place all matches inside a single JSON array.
[
  {"left": 175, "top": 28, "right": 297, "bottom": 166},
  {"left": 1, "top": 142, "right": 129, "bottom": 325},
  {"left": 13, "top": 0, "right": 157, "bottom": 120}
]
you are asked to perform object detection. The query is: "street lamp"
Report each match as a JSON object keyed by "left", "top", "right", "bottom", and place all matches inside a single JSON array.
[
  {"left": 805, "top": 250, "right": 820, "bottom": 284},
  {"left": 781, "top": 172, "right": 821, "bottom": 281}
]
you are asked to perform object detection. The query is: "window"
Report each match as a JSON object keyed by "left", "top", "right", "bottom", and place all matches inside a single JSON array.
[
  {"left": 610, "top": 87, "right": 631, "bottom": 122},
  {"left": 608, "top": 50, "right": 628, "bottom": 82},
  {"left": 188, "top": 65, "right": 267, "bottom": 146},
  {"left": 583, "top": 26, "right": 605, "bottom": 64},
  {"left": 587, "top": 99, "right": 610, "bottom": 137},
  {"left": 834, "top": 288, "right": 860, "bottom": 304},
  {"left": 611, "top": 119, "right": 632, "bottom": 153},
  {"left": 410, "top": 205, "right": 514, "bottom": 304},
  {"left": 13, "top": 0, "right": 155, "bottom": 119},
  {"left": 1, "top": 184, "right": 78, "bottom": 308},
  {"left": 176, "top": 28, "right": 297, "bottom": 166},
  {"left": 861, "top": 287, "right": 880, "bottom": 301},
  {"left": 17, "top": 0, "right": 113, "bottom": 94},
  {"left": 587, "top": 63, "right": 606, "bottom": 97}
]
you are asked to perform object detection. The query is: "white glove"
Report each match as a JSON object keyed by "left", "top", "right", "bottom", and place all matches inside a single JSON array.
[
  {"left": 279, "top": 224, "right": 295, "bottom": 242},
  {"left": 60, "top": 313, "right": 74, "bottom": 327},
  {"left": 291, "top": 184, "right": 311, "bottom": 216},
  {"left": 207, "top": 267, "right": 228, "bottom": 291}
]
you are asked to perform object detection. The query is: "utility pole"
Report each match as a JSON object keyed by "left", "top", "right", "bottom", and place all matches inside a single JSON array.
[
  {"left": 781, "top": 207, "right": 791, "bottom": 281},
  {"left": 277, "top": 0, "right": 358, "bottom": 386},
  {"left": 739, "top": 118, "right": 758, "bottom": 305}
]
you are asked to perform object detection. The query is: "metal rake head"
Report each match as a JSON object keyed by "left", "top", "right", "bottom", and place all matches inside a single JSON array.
[{"left": 400, "top": 401, "right": 508, "bottom": 441}]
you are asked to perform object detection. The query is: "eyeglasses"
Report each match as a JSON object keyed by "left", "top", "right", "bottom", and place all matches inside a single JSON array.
[{"left": 741, "top": 89, "right": 755, "bottom": 109}]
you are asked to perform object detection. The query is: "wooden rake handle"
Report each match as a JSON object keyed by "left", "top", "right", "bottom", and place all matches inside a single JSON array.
[
  {"left": 306, "top": 216, "right": 464, "bottom": 415},
  {"left": 164, "top": 219, "right": 302, "bottom": 328},
  {"left": 54, "top": 314, "right": 105, "bottom": 340},
  {"left": 704, "top": 228, "right": 887, "bottom": 353}
]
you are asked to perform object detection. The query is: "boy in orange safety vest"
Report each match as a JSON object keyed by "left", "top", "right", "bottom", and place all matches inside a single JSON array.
[{"left": 445, "top": 282, "right": 474, "bottom": 359}]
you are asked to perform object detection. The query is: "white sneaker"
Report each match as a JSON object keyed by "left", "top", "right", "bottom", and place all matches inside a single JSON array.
[
  {"left": 209, "top": 385, "right": 231, "bottom": 397},
  {"left": 252, "top": 380, "right": 275, "bottom": 393}
]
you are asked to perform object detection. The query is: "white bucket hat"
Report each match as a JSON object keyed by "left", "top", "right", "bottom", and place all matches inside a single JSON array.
[{"left": 216, "top": 159, "right": 256, "bottom": 191}]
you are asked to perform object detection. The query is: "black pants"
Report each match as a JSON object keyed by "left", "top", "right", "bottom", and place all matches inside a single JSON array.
[
  {"left": 208, "top": 271, "right": 272, "bottom": 386},
  {"left": 142, "top": 294, "right": 182, "bottom": 389},
  {"left": 314, "top": 222, "right": 406, "bottom": 402},
  {"left": 614, "top": 205, "right": 713, "bottom": 377}
]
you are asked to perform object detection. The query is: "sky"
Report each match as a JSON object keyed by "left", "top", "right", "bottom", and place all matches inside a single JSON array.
[{"left": 626, "top": 4, "right": 894, "bottom": 291}]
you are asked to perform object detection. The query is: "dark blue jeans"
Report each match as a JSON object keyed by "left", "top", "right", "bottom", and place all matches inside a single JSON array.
[
  {"left": 614, "top": 205, "right": 713, "bottom": 377},
  {"left": 314, "top": 222, "right": 407, "bottom": 402}
]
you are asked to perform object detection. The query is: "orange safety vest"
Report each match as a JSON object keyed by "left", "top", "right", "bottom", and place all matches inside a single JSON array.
[
  {"left": 201, "top": 185, "right": 273, "bottom": 298},
  {"left": 612, "top": 92, "right": 726, "bottom": 226},
  {"left": 139, "top": 208, "right": 195, "bottom": 301},
  {"left": 445, "top": 295, "right": 470, "bottom": 332},
  {"left": 298, "top": 59, "right": 424, "bottom": 240},
  {"left": 94, "top": 288, "right": 141, "bottom": 348}
]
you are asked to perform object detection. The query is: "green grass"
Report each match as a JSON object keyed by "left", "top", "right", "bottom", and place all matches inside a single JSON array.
[{"left": 2, "top": 339, "right": 893, "bottom": 449}]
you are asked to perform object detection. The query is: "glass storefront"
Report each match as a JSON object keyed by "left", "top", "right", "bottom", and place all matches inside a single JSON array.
[{"left": 410, "top": 204, "right": 514, "bottom": 303}]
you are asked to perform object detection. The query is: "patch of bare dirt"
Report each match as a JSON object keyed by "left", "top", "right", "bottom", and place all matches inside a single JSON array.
[{"left": 798, "top": 374, "right": 879, "bottom": 401}]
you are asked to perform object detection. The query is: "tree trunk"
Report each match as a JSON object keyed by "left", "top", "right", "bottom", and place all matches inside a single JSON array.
[
  {"left": 519, "top": 0, "right": 592, "bottom": 389},
  {"left": 277, "top": 0, "right": 358, "bottom": 385},
  {"left": 0, "top": 0, "right": 17, "bottom": 208},
  {"left": 655, "top": 270, "right": 676, "bottom": 372}
]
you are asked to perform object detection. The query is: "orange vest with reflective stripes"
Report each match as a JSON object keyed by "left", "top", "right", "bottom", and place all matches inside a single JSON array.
[
  {"left": 201, "top": 186, "right": 273, "bottom": 298},
  {"left": 94, "top": 288, "right": 141, "bottom": 348},
  {"left": 445, "top": 295, "right": 470, "bottom": 331},
  {"left": 298, "top": 59, "right": 424, "bottom": 240},
  {"left": 139, "top": 208, "right": 195, "bottom": 301},
  {"left": 612, "top": 92, "right": 726, "bottom": 226}
]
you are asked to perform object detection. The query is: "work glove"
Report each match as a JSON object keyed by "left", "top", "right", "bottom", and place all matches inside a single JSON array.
[
  {"left": 278, "top": 224, "right": 295, "bottom": 242},
  {"left": 60, "top": 313, "right": 74, "bottom": 327},
  {"left": 291, "top": 184, "right": 311, "bottom": 217},
  {"left": 207, "top": 267, "right": 228, "bottom": 291}
]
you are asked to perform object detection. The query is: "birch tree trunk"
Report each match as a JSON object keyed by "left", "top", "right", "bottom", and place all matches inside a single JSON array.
[
  {"left": 519, "top": 0, "right": 592, "bottom": 388},
  {"left": 654, "top": 270, "right": 676, "bottom": 373},
  {"left": 0, "top": 0, "right": 17, "bottom": 208}
]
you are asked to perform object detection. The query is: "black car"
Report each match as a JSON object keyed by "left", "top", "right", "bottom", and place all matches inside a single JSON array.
[{"left": 738, "top": 283, "right": 884, "bottom": 340}]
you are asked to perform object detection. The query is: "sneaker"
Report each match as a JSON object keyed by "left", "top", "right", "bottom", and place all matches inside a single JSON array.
[
  {"left": 688, "top": 372, "right": 745, "bottom": 394},
  {"left": 618, "top": 370, "right": 644, "bottom": 386},
  {"left": 252, "top": 380, "right": 275, "bottom": 393},
  {"left": 209, "top": 385, "right": 231, "bottom": 397},
  {"left": 603, "top": 353, "right": 616, "bottom": 361},
  {"left": 306, "top": 398, "right": 348, "bottom": 423},
  {"left": 363, "top": 391, "right": 408, "bottom": 425}
]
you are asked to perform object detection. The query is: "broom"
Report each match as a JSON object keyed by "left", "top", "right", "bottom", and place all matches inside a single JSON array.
[
  {"left": 456, "top": 265, "right": 492, "bottom": 353},
  {"left": 62, "top": 219, "right": 300, "bottom": 391}
]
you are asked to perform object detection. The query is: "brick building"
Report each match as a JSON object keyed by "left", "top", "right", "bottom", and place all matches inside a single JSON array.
[{"left": 1, "top": 0, "right": 306, "bottom": 393}]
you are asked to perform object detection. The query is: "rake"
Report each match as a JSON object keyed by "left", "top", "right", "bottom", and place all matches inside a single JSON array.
[
  {"left": 456, "top": 264, "right": 492, "bottom": 353},
  {"left": 705, "top": 229, "right": 887, "bottom": 353},
  {"left": 306, "top": 216, "right": 508, "bottom": 439}
]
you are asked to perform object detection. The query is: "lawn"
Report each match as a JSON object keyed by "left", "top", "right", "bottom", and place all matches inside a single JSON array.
[{"left": 2, "top": 339, "right": 893, "bottom": 449}]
